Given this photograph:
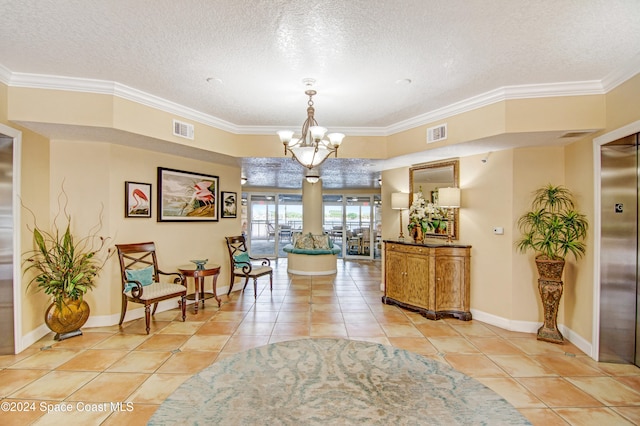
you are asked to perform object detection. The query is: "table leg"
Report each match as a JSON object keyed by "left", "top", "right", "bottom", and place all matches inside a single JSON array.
[
  {"left": 211, "top": 273, "right": 221, "bottom": 307},
  {"left": 198, "top": 277, "right": 206, "bottom": 309},
  {"left": 193, "top": 277, "right": 201, "bottom": 314}
]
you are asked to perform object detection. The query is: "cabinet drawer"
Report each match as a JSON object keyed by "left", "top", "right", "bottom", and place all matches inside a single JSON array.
[{"left": 386, "top": 243, "right": 430, "bottom": 255}]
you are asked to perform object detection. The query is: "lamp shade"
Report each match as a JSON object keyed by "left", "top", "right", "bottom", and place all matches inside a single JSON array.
[
  {"left": 391, "top": 192, "right": 409, "bottom": 210},
  {"left": 438, "top": 187, "right": 461, "bottom": 208}
]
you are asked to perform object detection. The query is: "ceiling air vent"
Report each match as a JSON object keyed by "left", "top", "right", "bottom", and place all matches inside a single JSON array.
[
  {"left": 173, "top": 119, "right": 194, "bottom": 140},
  {"left": 560, "top": 131, "right": 592, "bottom": 139},
  {"left": 427, "top": 123, "right": 447, "bottom": 144}
]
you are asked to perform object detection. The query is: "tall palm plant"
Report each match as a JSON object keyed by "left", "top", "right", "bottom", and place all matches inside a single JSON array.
[{"left": 516, "top": 184, "right": 588, "bottom": 261}]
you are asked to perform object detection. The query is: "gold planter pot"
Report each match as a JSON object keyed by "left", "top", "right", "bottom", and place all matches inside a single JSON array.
[{"left": 45, "top": 298, "right": 90, "bottom": 341}]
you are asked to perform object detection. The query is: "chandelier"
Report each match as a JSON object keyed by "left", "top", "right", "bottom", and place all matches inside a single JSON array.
[{"left": 277, "top": 79, "right": 345, "bottom": 170}]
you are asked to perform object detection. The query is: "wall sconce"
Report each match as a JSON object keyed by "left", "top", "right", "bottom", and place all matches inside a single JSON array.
[
  {"left": 438, "top": 187, "right": 461, "bottom": 243},
  {"left": 391, "top": 192, "right": 409, "bottom": 241},
  {"left": 241, "top": 176, "right": 247, "bottom": 185}
]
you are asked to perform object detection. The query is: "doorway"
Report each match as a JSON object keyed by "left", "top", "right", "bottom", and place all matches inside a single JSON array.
[
  {"left": 598, "top": 132, "right": 639, "bottom": 365},
  {"left": 246, "top": 193, "right": 303, "bottom": 258},
  {"left": 322, "top": 195, "right": 378, "bottom": 260}
]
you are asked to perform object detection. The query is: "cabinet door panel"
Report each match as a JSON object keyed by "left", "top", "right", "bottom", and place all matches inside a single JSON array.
[
  {"left": 435, "top": 257, "right": 465, "bottom": 311},
  {"left": 385, "top": 251, "right": 406, "bottom": 301},
  {"left": 406, "top": 254, "right": 430, "bottom": 309}
]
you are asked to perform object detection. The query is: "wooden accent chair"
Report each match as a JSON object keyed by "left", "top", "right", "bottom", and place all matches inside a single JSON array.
[
  {"left": 116, "top": 242, "right": 187, "bottom": 334},
  {"left": 225, "top": 235, "right": 273, "bottom": 298}
]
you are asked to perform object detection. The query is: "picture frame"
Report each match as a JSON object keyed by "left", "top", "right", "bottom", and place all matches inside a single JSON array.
[
  {"left": 125, "top": 181, "right": 152, "bottom": 218},
  {"left": 157, "top": 167, "right": 219, "bottom": 222},
  {"left": 221, "top": 191, "right": 237, "bottom": 218}
]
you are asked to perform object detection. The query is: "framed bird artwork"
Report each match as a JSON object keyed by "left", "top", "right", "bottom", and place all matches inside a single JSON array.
[
  {"left": 125, "top": 181, "right": 152, "bottom": 218},
  {"left": 157, "top": 167, "right": 219, "bottom": 222}
]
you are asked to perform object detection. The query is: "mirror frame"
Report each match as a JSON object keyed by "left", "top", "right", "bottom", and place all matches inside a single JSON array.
[{"left": 409, "top": 158, "right": 459, "bottom": 240}]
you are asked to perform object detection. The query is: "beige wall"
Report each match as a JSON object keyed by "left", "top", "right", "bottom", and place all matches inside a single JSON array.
[
  {"left": 459, "top": 149, "right": 515, "bottom": 319},
  {"left": 19, "top": 129, "right": 52, "bottom": 334},
  {"left": 511, "top": 147, "right": 565, "bottom": 323},
  {"left": 563, "top": 137, "right": 595, "bottom": 340},
  {"left": 606, "top": 73, "right": 640, "bottom": 130}
]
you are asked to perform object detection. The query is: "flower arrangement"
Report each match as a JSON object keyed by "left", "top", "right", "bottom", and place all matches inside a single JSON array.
[{"left": 407, "top": 188, "right": 448, "bottom": 235}]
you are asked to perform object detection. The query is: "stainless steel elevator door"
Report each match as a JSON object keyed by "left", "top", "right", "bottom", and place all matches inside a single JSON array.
[
  {"left": 0, "top": 135, "right": 14, "bottom": 354},
  {"left": 599, "top": 135, "right": 638, "bottom": 364}
]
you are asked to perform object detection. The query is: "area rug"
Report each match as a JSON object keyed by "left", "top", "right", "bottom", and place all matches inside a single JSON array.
[{"left": 149, "top": 338, "right": 531, "bottom": 425}]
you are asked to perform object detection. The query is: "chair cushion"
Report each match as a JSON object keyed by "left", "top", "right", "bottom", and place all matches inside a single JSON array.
[
  {"left": 233, "top": 252, "right": 251, "bottom": 265},
  {"left": 124, "top": 265, "right": 154, "bottom": 292},
  {"left": 124, "top": 281, "right": 185, "bottom": 300},
  {"left": 233, "top": 265, "right": 273, "bottom": 276}
]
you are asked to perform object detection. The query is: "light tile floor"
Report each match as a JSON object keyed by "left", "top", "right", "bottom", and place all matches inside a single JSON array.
[{"left": 2, "top": 259, "right": 640, "bottom": 425}]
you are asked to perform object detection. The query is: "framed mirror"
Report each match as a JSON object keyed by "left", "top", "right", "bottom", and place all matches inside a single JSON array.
[{"left": 409, "top": 159, "right": 459, "bottom": 240}]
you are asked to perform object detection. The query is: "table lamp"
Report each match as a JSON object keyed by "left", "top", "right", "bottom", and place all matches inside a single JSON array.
[
  {"left": 391, "top": 192, "right": 409, "bottom": 241},
  {"left": 438, "top": 187, "right": 461, "bottom": 243}
]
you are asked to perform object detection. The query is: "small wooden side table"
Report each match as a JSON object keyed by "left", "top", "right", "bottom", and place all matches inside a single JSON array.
[{"left": 178, "top": 263, "right": 221, "bottom": 313}]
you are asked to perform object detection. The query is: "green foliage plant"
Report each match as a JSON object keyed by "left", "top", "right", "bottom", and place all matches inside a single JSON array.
[
  {"left": 516, "top": 184, "right": 588, "bottom": 261},
  {"left": 23, "top": 190, "right": 112, "bottom": 308}
]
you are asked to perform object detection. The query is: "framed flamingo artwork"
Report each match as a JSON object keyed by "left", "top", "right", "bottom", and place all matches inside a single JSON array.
[
  {"left": 125, "top": 181, "right": 152, "bottom": 218},
  {"left": 157, "top": 167, "right": 219, "bottom": 222}
]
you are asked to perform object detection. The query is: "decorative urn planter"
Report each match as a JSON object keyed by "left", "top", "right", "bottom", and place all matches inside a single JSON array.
[
  {"left": 534, "top": 257, "right": 565, "bottom": 343},
  {"left": 516, "top": 184, "right": 589, "bottom": 345}
]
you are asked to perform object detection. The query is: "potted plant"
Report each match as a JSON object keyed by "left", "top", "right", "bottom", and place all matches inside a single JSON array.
[
  {"left": 516, "top": 184, "right": 588, "bottom": 343},
  {"left": 24, "top": 195, "right": 111, "bottom": 341}
]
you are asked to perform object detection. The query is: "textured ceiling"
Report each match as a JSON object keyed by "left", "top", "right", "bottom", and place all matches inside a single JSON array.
[{"left": 1, "top": 1, "right": 640, "bottom": 188}]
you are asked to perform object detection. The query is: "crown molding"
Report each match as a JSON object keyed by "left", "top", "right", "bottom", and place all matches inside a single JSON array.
[
  {"left": 113, "top": 82, "right": 237, "bottom": 133},
  {"left": 6, "top": 71, "right": 238, "bottom": 134},
  {"left": 1, "top": 65, "right": 638, "bottom": 137},
  {"left": 0, "top": 64, "right": 12, "bottom": 85},
  {"left": 383, "top": 80, "right": 605, "bottom": 135}
]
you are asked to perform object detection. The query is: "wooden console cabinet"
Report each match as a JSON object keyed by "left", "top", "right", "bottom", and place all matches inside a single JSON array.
[{"left": 383, "top": 241, "right": 471, "bottom": 321}]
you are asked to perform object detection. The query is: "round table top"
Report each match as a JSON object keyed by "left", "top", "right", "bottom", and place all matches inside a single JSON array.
[{"left": 178, "top": 263, "right": 221, "bottom": 274}]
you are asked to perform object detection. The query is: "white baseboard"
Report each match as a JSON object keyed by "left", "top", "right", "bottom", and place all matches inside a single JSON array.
[
  {"left": 471, "top": 309, "right": 593, "bottom": 357},
  {"left": 19, "top": 323, "right": 51, "bottom": 352},
  {"left": 287, "top": 268, "right": 337, "bottom": 275}
]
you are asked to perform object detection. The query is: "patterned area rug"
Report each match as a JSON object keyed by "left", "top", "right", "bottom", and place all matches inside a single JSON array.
[{"left": 149, "top": 338, "right": 531, "bottom": 425}]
